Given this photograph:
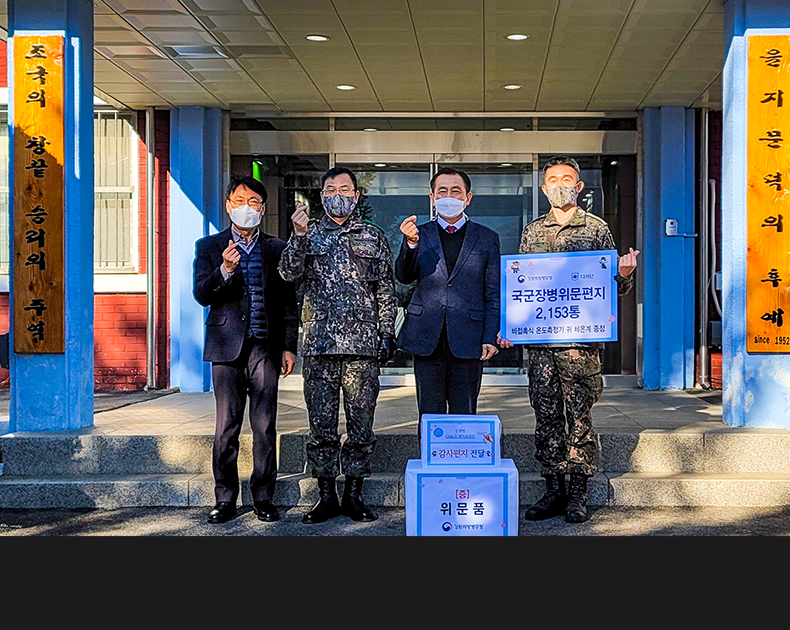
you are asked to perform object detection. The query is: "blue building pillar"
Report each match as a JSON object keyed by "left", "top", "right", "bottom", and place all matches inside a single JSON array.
[
  {"left": 641, "top": 107, "right": 697, "bottom": 390},
  {"left": 8, "top": 0, "right": 94, "bottom": 431},
  {"left": 722, "top": 0, "right": 790, "bottom": 428},
  {"left": 169, "top": 107, "right": 223, "bottom": 393}
]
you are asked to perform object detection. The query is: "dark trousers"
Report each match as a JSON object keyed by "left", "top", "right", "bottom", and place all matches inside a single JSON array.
[
  {"left": 413, "top": 326, "right": 484, "bottom": 439},
  {"left": 211, "top": 338, "right": 280, "bottom": 504}
]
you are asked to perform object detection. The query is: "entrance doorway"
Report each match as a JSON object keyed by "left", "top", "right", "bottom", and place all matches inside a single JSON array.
[{"left": 229, "top": 118, "right": 638, "bottom": 377}]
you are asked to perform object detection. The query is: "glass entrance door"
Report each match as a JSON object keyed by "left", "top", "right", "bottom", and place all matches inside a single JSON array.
[
  {"left": 433, "top": 156, "right": 534, "bottom": 373},
  {"left": 336, "top": 155, "right": 534, "bottom": 373},
  {"left": 334, "top": 159, "right": 432, "bottom": 371},
  {"left": 258, "top": 151, "right": 636, "bottom": 377}
]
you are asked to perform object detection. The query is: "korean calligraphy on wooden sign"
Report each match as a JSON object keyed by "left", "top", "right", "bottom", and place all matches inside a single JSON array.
[
  {"left": 13, "top": 36, "right": 65, "bottom": 353},
  {"left": 747, "top": 36, "right": 790, "bottom": 352}
]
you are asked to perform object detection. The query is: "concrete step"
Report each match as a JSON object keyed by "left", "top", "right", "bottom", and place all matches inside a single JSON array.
[
  {"left": 3, "top": 430, "right": 790, "bottom": 476},
  {"left": 2, "top": 471, "right": 790, "bottom": 509},
  {"left": 0, "top": 472, "right": 401, "bottom": 509},
  {"left": 0, "top": 433, "right": 306, "bottom": 476}
]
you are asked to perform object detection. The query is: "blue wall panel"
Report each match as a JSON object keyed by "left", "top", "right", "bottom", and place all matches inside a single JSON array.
[{"left": 641, "top": 107, "right": 696, "bottom": 390}]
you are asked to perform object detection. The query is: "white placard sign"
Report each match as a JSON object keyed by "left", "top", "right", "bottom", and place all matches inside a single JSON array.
[
  {"left": 405, "top": 460, "right": 519, "bottom": 536},
  {"left": 500, "top": 250, "right": 619, "bottom": 344},
  {"left": 420, "top": 414, "right": 501, "bottom": 467}
]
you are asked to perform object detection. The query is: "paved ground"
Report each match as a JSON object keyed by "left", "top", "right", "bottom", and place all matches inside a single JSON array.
[
  {"left": 8, "top": 383, "right": 781, "bottom": 537},
  {"left": 53, "top": 383, "right": 726, "bottom": 437},
  {"left": 0, "top": 388, "right": 178, "bottom": 435},
  {"left": 2, "top": 505, "right": 790, "bottom": 536}
]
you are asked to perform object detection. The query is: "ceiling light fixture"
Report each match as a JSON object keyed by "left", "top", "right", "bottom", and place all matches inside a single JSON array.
[
  {"left": 306, "top": 34, "right": 329, "bottom": 41},
  {"left": 336, "top": 84, "right": 356, "bottom": 90},
  {"left": 503, "top": 84, "right": 522, "bottom": 90},
  {"left": 374, "top": 163, "right": 387, "bottom": 167},
  {"left": 506, "top": 34, "right": 529, "bottom": 41},
  {"left": 363, "top": 128, "right": 377, "bottom": 132},
  {"left": 500, "top": 163, "right": 512, "bottom": 167},
  {"left": 500, "top": 127, "right": 515, "bottom": 132}
]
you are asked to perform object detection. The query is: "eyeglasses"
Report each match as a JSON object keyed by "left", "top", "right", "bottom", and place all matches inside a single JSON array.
[
  {"left": 229, "top": 199, "right": 264, "bottom": 210},
  {"left": 434, "top": 187, "right": 467, "bottom": 199},
  {"left": 321, "top": 186, "right": 356, "bottom": 196}
]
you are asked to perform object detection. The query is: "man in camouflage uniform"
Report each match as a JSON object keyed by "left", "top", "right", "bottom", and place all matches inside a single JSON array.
[
  {"left": 278, "top": 166, "right": 397, "bottom": 524},
  {"left": 499, "top": 156, "right": 639, "bottom": 523}
]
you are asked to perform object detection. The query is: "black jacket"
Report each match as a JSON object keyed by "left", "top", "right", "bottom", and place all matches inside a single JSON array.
[
  {"left": 193, "top": 227, "right": 298, "bottom": 363},
  {"left": 395, "top": 219, "right": 500, "bottom": 359}
]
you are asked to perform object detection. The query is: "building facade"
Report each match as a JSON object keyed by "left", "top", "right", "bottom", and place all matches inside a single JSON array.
[{"left": 3, "top": 0, "right": 787, "bottom": 431}]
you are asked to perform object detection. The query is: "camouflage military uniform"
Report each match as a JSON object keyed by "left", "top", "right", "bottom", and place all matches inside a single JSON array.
[
  {"left": 278, "top": 213, "right": 397, "bottom": 479},
  {"left": 519, "top": 207, "right": 634, "bottom": 477}
]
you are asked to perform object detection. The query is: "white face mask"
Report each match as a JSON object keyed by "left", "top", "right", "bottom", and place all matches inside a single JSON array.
[
  {"left": 434, "top": 197, "right": 466, "bottom": 220},
  {"left": 229, "top": 204, "right": 262, "bottom": 229}
]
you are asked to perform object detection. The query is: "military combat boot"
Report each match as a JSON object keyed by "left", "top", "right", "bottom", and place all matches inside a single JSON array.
[
  {"left": 302, "top": 477, "right": 341, "bottom": 524},
  {"left": 565, "top": 473, "right": 590, "bottom": 523},
  {"left": 341, "top": 475, "right": 377, "bottom": 522},
  {"left": 524, "top": 473, "right": 567, "bottom": 520}
]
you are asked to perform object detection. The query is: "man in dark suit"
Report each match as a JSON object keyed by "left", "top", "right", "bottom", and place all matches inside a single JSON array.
[
  {"left": 193, "top": 176, "right": 298, "bottom": 524},
  {"left": 395, "top": 167, "right": 500, "bottom": 437}
]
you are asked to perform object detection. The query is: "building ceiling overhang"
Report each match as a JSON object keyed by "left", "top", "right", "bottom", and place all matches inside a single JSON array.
[{"left": 0, "top": 0, "right": 724, "bottom": 113}]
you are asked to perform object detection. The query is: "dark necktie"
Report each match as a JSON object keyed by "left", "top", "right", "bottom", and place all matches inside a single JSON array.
[{"left": 446, "top": 225, "right": 457, "bottom": 234}]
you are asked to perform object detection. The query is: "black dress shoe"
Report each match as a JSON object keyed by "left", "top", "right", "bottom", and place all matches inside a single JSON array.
[
  {"left": 253, "top": 500, "right": 280, "bottom": 522},
  {"left": 207, "top": 501, "right": 237, "bottom": 524}
]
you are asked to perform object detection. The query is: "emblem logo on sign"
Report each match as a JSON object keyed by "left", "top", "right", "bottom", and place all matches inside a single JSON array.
[
  {"left": 442, "top": 522, "right": 452, "bottom": 532},
  {"left": 571, "top": 272, "right": 579, "bottom": 281},
  {"left": 433, "top": 428, "right": 443, "bottom": 437},
  {"left": 517, "top": 275, "right": 526, "bottom": 283}
]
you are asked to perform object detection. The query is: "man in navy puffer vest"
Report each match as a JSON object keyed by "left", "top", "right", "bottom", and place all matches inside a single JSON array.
[{"left": 194, "top": 176, "right": 298, "bottom": 525}]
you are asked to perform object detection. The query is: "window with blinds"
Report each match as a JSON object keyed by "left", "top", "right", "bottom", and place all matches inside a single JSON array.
[
  {"left": 94, "top": 111, "right": 138, "bottom": 272},
  {"left": 0, "top": 109, "right": 139, "bottom": 273}
]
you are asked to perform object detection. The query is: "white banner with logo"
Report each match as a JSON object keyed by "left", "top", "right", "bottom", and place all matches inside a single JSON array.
[{"left": 500, "top": 249, "right": 619, "bottom": 344}]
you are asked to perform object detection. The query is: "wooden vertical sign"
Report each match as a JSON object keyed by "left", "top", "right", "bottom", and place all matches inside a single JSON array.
[
  {"left": 13, "top": 36, "right": 65, "bottom": 354},
  {"left": 747, "top": 36, "right": 790, "bottom": 353}
]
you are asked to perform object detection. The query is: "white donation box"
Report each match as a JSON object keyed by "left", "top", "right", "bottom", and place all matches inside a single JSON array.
[{"left": 405, "top": 414, "right": 519, "bottom": 536}]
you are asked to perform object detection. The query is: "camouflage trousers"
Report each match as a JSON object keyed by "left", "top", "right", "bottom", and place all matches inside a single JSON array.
[
  {"left": 526, "top": 346, "right": 604, "bottom": 477},
  {"left": 303, "top": 354, "right": 380, "bottom": 479}
]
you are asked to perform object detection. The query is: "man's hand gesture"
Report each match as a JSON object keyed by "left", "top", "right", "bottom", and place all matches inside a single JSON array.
[
  {"left": 618, "top": 247, "right": 640, "bottom": 277},
  {"left": 292, "top": 203, "right": 309, "bottom": 237},
  {"left": 400, "top": 215, "right": 419, "bottom": 245},
  {"left": 222, "top": 240, "right": 240, "bottom": 274}
]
